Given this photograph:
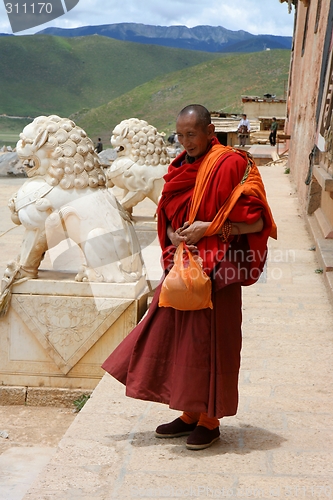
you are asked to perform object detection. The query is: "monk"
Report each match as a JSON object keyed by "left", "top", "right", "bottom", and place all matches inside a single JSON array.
[{"left": 102, "top": 104, "right": 277, "bottom": 450}]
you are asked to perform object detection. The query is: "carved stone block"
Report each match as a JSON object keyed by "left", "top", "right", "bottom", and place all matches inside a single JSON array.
[{"left": 0, "top": 277, "right": 148, "bottom": 389}]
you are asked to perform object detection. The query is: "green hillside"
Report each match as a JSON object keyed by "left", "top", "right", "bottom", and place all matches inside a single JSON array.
[
  {"left": 0, "top": 116, "right": 32, "bottom": 148},
  {"left": 72, "top": 49, "right": 291, "bottom": 142},
  {"left": 0, "top": 35, "right": 220, "bottom": 117}
]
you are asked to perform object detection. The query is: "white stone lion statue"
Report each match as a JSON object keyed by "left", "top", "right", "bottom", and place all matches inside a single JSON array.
[
  {"left": 105, "top": 118, "right": 170, "bottom": 211},
  {"left": 0, "top": 115, "right": 144, "bottom": 316}
]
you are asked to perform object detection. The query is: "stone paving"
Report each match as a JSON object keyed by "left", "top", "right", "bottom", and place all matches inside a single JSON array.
[
  {"left": 0, "top": 406, "right": 75, "bottom": 500},
  {"left": 1, "top": 161, "right": 333, "bottom": 499}
]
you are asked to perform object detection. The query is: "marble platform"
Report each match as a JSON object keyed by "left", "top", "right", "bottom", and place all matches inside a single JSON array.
[
  {"left": 0, "top": 273, "right": 149, "bottom": 390},
  {"left": 0, "top": 179, "right": 163, "bottom": 392}
]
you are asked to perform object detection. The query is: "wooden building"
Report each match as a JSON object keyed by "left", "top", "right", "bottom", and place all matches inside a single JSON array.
[
  {"left": 242, "top": 95, "right": 287, "bottom": 124},
  {"left": 282, "top": 0, "right": 333, "bottom": 294},
  {"left": 210, "top": 112, "right": 260, "bottom": 146}
]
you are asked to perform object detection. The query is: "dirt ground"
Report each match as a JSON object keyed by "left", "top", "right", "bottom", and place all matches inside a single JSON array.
[{"left": 0, "top": 406, "right": 76, "bottom": 454}]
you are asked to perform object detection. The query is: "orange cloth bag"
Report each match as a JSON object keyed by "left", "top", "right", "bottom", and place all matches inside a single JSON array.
[{"left": 158, "top": 241, "right": 213, "bottom": 310}]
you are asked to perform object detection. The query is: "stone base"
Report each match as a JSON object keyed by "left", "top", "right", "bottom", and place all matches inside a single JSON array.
[
  {"left": 0, "top": 385, "right": 93, "bottom": 407},
  {"left": 313, "top": 207, "right": 333, "bottom": 238},
  {"left": 132, "top": 216, "right": 163, "bottom": 290},
  {"left": 248, "top": 144, "right": 277, "bottom": 166},
  {"left": 0, "top": 274, "right": 148, "bottom": 390},
  {"left": 0, "top": 386, "right": 27, "bottom": 405},
  {"left": 307, "top": 213, "right": 333, "bottom": 305}
]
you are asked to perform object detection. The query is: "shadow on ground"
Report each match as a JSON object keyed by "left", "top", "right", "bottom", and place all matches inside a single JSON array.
[{"left": 107, "top": 423, "right": 286, "bottom": 455}]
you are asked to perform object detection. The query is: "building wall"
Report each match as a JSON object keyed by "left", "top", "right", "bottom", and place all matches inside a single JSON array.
[
  {"left": 286, "top": 0, "right": 332, "bottom": 214},
  {"left": 285, "top": 0, "right": 333, "bottom": 295},
  {"left": 244, "top": 101, "right": 286, "bottom": 119}
]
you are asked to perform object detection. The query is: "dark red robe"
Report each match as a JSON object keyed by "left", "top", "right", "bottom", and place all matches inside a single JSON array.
[{"left": 102, "top": 138, "right": 275, "bottom": 418}]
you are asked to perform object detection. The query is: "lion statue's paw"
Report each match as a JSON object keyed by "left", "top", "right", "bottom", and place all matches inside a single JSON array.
[
  {"left": 35, "top": 198, "right": 53, "bottom": 212},
  {"left": 75, "top": 265, "right": 104, "bottom": 283}
]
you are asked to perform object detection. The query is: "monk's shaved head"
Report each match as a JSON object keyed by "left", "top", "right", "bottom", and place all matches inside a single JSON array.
[
  {"left": 176, "top": 104, "right": 215, "bottom": 159},
  {"left": 177, "top": 104, "right": 211, "bottom": 129}
]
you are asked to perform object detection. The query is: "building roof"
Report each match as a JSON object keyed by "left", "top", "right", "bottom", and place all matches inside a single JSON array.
[
  {"left": 241, "top": 95, "right": 286, "bottom": 103},
  {"left": 211, "top": 117, "right": 260, "bottom": 133}
]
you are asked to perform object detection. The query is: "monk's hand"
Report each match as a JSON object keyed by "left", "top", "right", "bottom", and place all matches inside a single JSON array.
[
  {"left": 168, "top": 224, "right": 187, "bottom": 247},
  {"left": 178, "top": 220, "right": 209, "bottom": 246}
]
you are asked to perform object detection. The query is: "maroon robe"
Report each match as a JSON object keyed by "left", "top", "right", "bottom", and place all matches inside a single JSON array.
[{"left": 102, "top": 138, "right": 274, "bottom": 418}]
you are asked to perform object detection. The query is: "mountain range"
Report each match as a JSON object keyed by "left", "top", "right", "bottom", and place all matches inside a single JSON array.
[{"left": 35, "top": 23, "right": 292, "bottom": 53}]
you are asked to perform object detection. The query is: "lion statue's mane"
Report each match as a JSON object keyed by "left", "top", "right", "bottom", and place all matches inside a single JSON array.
[
  {"left": 18, "top": 115, "right": 106, "bottom": 190},
  {"left": 106, "top": 118, "right": 170, "bottom": 211},
  {"left": 111, "top": 118, "right": 169, "bottom": 166}
]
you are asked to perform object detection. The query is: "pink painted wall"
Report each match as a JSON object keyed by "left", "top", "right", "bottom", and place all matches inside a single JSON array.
[{"left": 285, "top": 1, "right": 330, "bottom": 210}]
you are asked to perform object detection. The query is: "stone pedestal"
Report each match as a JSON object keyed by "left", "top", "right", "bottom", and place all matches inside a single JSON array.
[
  {"left": 132, "top": 215, "right": 162, "bottom": 290},
  {"left": 0, "top": 272, "right": 148, "bottom": 390}
]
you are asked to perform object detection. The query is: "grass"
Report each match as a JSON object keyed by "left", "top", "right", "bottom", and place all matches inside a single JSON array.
[
  {"left": 73, "top": 49, "right": 291, "bottom": 141},
  {"left": 0, "top": 116, "right": 32, "bottom": 148},
  {"left": 0, "top": 35, "right": 221, "bottom": 118},
  {"left": 0, "top": 133, "right": 20, "bottom": 141},
  {"left": 73, "top": 394, "right": 91, "bottom": 412}
]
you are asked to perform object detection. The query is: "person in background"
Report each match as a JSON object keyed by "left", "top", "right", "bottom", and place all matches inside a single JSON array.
[
  {"left": 269, "top": 117, "right": 278, "bottom": 146},
  {"left": 237, "top": 114, "right": 251, "bottom": 147},
  {"left": 167, "top": 133, "right": 176, "bottom": 144},
  {"left": 95, "top": 138, "right": 103, "bottom": 153},
  {"left": 173, "top": 132, "right": 183, "bottom": 155}
]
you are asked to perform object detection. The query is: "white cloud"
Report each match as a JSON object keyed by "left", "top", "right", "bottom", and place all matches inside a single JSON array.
[{"left": 0, "top": 0, "right": 295, "bottom": 36}]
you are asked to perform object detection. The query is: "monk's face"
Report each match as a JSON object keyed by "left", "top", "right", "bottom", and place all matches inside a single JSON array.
[{"left": 176, "top": 112, "right": 215, "bottom": 160}]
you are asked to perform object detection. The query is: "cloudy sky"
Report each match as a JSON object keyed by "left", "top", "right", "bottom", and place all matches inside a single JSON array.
[{"left": 1, "top": 0, "right": 295, "bottom": 36}]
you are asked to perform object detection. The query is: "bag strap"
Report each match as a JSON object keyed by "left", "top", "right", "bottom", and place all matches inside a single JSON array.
[
  {"left": 203, "top": 153, "right": 277, "bottom": 239},
  {"left": 203, "top": 154, "right": 255, "bottom": 236},
  {"left": 187, "top": 143, "right": 277, "bottom": 240},
  {"left": 188, "top": 144, "right": 235, "bottom": 224}
]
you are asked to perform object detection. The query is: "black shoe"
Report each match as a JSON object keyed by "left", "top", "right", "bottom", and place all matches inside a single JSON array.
[
  {"left": 155, "top": 417, "right": 198, "bottom": 438},
  {"left": 186, "top": 425, "right": 220, "bottom": 450}
]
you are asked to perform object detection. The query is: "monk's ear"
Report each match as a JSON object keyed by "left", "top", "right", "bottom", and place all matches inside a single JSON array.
[{"left": 207, "top": 123, "right": 215, "bottom": 138}]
